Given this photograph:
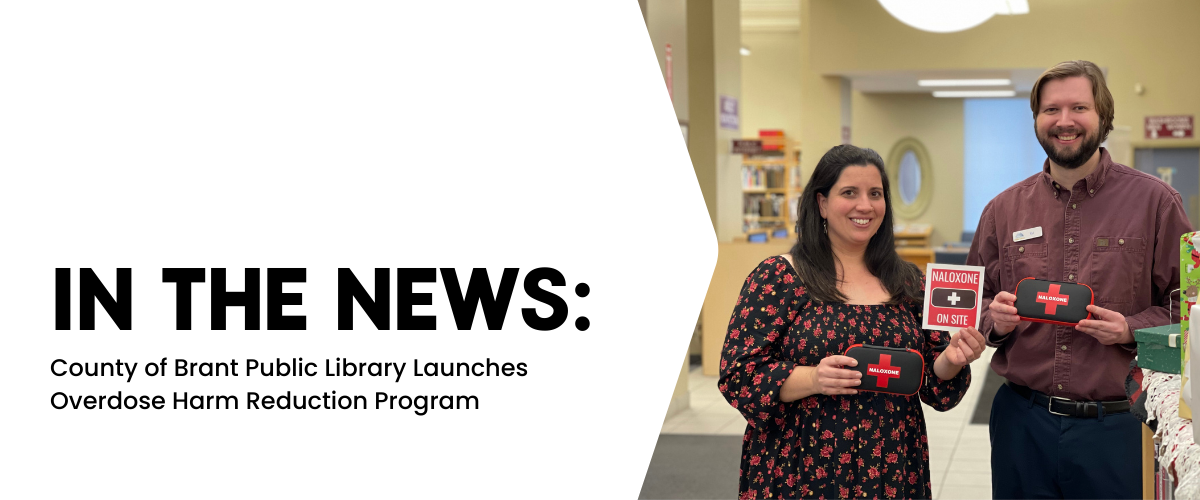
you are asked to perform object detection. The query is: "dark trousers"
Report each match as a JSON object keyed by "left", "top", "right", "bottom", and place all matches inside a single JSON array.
[{"left": 989, "top": 382, "right": 1141, "bottom": 499}]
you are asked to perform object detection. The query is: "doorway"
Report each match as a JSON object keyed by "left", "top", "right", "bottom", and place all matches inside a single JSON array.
[{"left": 1135, "top": 148, "right": 1200, "bottom": 229}]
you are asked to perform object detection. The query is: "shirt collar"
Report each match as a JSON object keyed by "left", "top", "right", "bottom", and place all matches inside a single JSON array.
[{"left": 1040, "top": 147, "right": 1113, "bottom": 197}]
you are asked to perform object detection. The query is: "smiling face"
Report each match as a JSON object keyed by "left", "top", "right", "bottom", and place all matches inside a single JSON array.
[
  {"left": 817, "top": 164, "right": 886, "bottom": 251},
  {"left": 1035, "top": 76, "right": 1102, "bottom": 169}
]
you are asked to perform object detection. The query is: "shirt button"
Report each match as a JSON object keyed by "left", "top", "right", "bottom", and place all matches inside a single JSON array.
[
  {"left": 1090, "top": 189, "right": 1095, "bottom": 194},
  {"left": 1119, "top": 239, "right": 1125, "bottom": 245},
  {"left": 1069, "top": 238, "right": 1074, "bottom": 243},
  {"left": 1069, "top": 273, "right": 1074, "bottom": 280},
  {"left": 1019, "top": 246, "right": 1025, "bottom": 253},
  {"left": 1072, "top": 203, "right": 1078, "bottom": 209},
  {"left": 1055, "top": 183, "right": 1060, "bottom": 189},
  {"left": 1062, "top": 345, "right": 1068, "bottom": 351},
  {"left": 1058, "top": 384, "right": 1063, "bottom": 390}
]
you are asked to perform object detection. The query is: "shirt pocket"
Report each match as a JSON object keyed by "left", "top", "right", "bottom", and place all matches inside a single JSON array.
[
  {"left": 1002, "top": 242, "right": 1048, "bottom": 286},
  {"left": 1088, "top": 236, "right": 1146, "bottom": 314}
]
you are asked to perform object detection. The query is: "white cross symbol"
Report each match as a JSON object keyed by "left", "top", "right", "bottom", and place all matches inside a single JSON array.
[{"left": 947, "top": 292, "right": 961, "bottom": 305}]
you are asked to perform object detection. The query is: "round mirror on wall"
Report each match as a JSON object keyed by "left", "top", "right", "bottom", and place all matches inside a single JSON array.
[
  {"left": 898, "top": 150, "right": 921, "bottom": 205},
  {"left": 886, "top": 138, "right": 933, "bottom": 219}
]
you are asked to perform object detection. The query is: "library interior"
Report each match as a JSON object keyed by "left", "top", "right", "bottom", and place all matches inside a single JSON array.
[{"left": 637, "top": 1, "right": 1200, "bottom": 499}]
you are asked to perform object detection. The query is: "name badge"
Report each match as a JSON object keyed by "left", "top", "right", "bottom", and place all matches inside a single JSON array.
[{"left": 1013, "top": 226, "right": 1043, "bottom": 242}]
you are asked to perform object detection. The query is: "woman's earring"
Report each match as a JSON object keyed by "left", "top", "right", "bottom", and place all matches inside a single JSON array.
[{"left": 822, "top": 219, "right": 827, "bottom": 234}]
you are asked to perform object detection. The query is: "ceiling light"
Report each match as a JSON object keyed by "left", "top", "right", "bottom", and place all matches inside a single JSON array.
[
  {"left": 919, "top": 79, "right": 1012, "bottom": 87},
  {"left": 740, "top": 47, "right": 751, "bottom": 56},
  {"left": 878, "top": 0, "right": 1028, "bottom": 33},
  {"left": 932, "top": 90, "right": 1017, "bottom": 98}
]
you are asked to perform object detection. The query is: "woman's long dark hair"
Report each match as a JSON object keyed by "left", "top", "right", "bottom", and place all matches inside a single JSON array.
[{"left": 789, "top": 144, "right": 922, "bottom": 305}]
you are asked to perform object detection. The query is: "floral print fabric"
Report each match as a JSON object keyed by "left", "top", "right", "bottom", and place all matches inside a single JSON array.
[{"left": 720, "top": 257, "right": 970, "bottom": 499}]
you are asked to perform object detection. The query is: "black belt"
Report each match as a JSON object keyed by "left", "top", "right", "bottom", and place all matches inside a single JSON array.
[{"left": 1006, "top": 381, "right": 1130, "bottom": 418}]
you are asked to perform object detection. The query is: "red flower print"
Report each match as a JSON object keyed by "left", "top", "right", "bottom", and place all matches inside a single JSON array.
[{"left": 720, "top": 258, "right": 971, "bottom": 499}]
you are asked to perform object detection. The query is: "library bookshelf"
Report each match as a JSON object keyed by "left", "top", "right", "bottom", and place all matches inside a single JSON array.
[{"left": 739, "top": 132, "right": 801, "bottom": 237}]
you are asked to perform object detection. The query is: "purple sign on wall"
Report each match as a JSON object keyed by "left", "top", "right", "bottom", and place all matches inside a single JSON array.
[{"left": 720, "top": 95, "right": 739, "bottom": 130}]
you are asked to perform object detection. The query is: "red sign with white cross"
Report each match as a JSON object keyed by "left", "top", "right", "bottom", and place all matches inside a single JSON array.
[
  {"left": 922, "top": 263, "right": 986, "bottom": 332},
  {"left": 867, "top": 354, "right": 902, "bottom": 388}
]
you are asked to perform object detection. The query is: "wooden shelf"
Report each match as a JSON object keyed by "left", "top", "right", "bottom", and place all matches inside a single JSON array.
[{"left": 740, "top": 133, "right": 801, "bottom": 233}]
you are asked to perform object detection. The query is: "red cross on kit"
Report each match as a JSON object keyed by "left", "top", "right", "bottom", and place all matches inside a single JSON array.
[
  {"left": 867, "top": 354, "right": 901, "bottom": 388},
  {"left": 922, "top": 263, "right": 986, "bottom": 332},
  {"left": 1013, "top": 278, "right": 1094, "bottom": 325},
  {"left": 843, "top": 345, "right": 924, "bottom": 395}
]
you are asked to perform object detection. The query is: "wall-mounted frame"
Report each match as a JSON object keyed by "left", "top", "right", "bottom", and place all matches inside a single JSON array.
[{"left": 886, "top": 137, "right": 933, "bottom": 219}]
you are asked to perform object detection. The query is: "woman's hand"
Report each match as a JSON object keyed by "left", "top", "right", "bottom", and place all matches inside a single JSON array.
[
  {"left": 934, "top": 327, "right": 986, "bottom": 380},
  {"left": 809, "top": 355, "right": 862, "bottom": 396},
  {"left": 944, "top": 327, "right": 986, "bottom": 367}
]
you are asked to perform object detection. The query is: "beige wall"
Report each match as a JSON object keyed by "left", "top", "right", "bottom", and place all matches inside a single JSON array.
[
  {"left": 646, "top": 0, "right": 688, "bottom": 122},
  {"left": 689, "top": 0, "right": 744, "bottom": 242},
  {"left": 806, "top": 0, "right": 1200, "bottom": 149},
  {"left": 741, "top": 31, "right": 803, "bottom": 139},
  {"left": 851, "top": 93, "right": 964, "bottom": 246}
]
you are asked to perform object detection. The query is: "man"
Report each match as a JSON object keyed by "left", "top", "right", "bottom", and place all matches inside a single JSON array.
[{"left": 968, "top": 60, "right": 1193, "bottom": 499}]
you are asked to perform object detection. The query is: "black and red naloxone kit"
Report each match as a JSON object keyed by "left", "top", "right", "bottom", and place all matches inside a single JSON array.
[
  {"left": 842, "top": 345, "right": 924, "bottom": 396},
  {"left": 1013, "top": 278, "right": 1094, "bottom": 326}
]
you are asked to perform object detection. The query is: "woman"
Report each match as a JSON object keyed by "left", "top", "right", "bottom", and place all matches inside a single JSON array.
[{"left": 719, "top": 144, "right": 985, "bottom": 499}]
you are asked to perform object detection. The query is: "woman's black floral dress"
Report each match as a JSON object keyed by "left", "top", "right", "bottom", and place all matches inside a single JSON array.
[{"left": 720, "top": 257, "right": 970, "bottom": 499}]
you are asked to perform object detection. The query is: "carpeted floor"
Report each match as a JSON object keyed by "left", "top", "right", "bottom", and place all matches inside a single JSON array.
[{"left": 639, "top": 434, "right": 743, "bottom": 500}]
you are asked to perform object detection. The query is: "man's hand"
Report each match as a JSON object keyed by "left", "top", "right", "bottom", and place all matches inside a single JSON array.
[
  {"left": 989, "top": 291, "right": 1022, "bottom": 335},
  {"left": 1076, "top": 305, "right": 1134, "bottom": 345}
]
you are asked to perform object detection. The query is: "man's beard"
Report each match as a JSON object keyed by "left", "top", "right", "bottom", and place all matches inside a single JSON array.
[{"left": 1038, "top": 126, "right": 1102, "bottom": 169}]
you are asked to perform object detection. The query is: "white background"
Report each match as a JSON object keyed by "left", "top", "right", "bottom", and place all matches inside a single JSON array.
[{"left": 0, "top": 2, "right": 715, "bottom": 497}]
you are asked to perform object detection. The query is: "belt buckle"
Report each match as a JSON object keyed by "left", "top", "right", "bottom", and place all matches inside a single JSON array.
[{"left": 1048, "top": 396, "right": 1074, "bottom": 416}]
